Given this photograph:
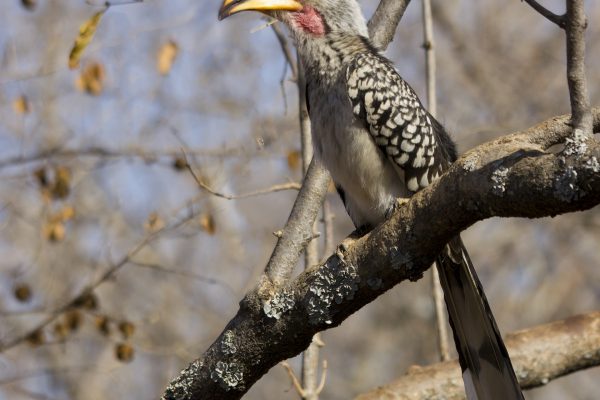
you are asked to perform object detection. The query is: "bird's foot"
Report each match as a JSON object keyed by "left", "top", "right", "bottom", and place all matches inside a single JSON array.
[
  {"left": 335, "top": 238, "right": 355, "bottom": 265},
  {"left": 335, "top": 225, "right": 369, "bottom": 265},
  {"left": 385, "top": 197, "right": 410, "bottom": 220}
]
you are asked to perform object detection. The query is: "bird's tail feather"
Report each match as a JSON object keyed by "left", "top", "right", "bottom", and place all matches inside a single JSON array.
[{"left": 435, "top": 236, "right": 524, "bottom": 400}]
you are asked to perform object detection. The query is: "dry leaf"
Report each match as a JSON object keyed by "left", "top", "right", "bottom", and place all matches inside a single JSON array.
[
  {"left": 13, "top": 95, "right": 30, "bottom": 115},
  {"left": 35, "top": 166, "right": 72, "bottom": 201},
  {"left": 286, "top": 149, "right": 301, "bottom": 170},
  {"left": 115, "top": 343, "right": 134, "bottom": 362},
  {"left": 96, "top": 315, "right": 111, "bottom": 336},
  {"left": 64, "top": 310, "right": 82, "bottom": 332},
  {"left": 76, "top": 62, "right": 105, "bottom": 96},
  {"left": 73, "top": 292, "right": 98, "bottom": 310},
  {"left": 34, "top": 167, "right": 48, "bottom": 188},
  {"left": 60, "top": 205, "right": 76, "bottom": 221},
  {"left": 53, "top": 323, "right": 69, "bottom": 340},
  {"left": 145, "top": 212, "right": 165, "bottom": 232},
  {"left": 13, "top": 283, "right": 32, "bottom": 302},
  {"left": 26, "top": 330, "right": 44, "bottom": 347},
  {"left": 118, "top": 321, "right": 135, "bottom": 339},
  {"left": 199, "top": 213, "right": 216, "bottom": 235},
  {"left": 172, "top": 156, "right": 188, "bottom": 171},
  {"left": 157, "top": 40, "right": 179, "bottom": 75},
  {"left": 48, "top": 206, "right": 76, "bottom": 225},
  {"left": 52, "top": 166, "right": 71, "bottom": 199},
  {"left": 44, "top": 221, "right": 66, "bottom": 242},
  {"left": 21, "top": 0, "right": 37, "bottom": 11},
  {"left": 68, "top": 10, "right": 106, "bottom": 69}
]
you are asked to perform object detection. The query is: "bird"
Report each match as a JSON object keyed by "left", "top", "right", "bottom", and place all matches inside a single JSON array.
[{"left": 219, "top": 1, "right": 524, "bottom": 399}]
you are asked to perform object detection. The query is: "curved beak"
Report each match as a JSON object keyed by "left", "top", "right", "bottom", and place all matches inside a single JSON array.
[{"left": 218, "top": 0, "right": 303, "bottom": 20}]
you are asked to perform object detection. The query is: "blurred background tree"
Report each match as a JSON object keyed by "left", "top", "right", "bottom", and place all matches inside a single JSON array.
[{"left": 0, "top": 0, "right": 598, "bottom": 399}]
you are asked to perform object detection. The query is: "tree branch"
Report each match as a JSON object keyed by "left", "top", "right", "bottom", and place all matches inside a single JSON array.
[
  {"left": 368, "top": 0, "right": 412, "bottom": 50},
  {"left": 565, "top": 0, "right": 593, "bottom": 137},
  {"left": 162, "top": 109, "right": 600, "bottom": 400},
  {"left": 522, "top": 0, "right": 566, "bottom": 28},
  {"left": 421, "top": 0, "right": 450, "bottom": 362},
  {"left": 263, "top": 159, "right": 330, "bottom": 287},
  {"left": 355, "top": 312, "right": 600, "bottom": 399}
]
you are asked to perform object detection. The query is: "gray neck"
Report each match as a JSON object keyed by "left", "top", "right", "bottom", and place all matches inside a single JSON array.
[{"left": 294, "top": 32, "right": 372, "bottom": 85}]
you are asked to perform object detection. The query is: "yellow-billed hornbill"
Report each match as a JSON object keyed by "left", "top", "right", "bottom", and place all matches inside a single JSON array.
[{"left": 219, "top": 1, "right": 524, "bottom": 398}]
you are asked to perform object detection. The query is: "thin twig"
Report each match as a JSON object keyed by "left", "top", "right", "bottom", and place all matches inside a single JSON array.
[
  {"left": 272, "top": 23, "right": 298, "bottom": 80},
  {"left": 315, "top": 360, "right": 328, "bottom": 395},
  {"left": 565, "top": 0, "right": 593, "bottom": 137},
  {"left": 85, "top": 0, "right": 143, "bottom": 7},
  {"left": 421, "top": 0, "right": 450, "bottom": 363},
  {"left": 0, "top": 146, "right": 255, "bottom": 170},
  {"left": 183, "top": 153, "right": 301, "bottom": 200},
  {"left": 129, "top": 261, "right": 236, "bottom": 295},
  {"left": 522, "top": 0, "right": 566, "bottom": 28},
  {"left": 281, "top": 361, "right": 306, "bottom": 397},
  {"left": 322, "top": 200, "right": 335, "bottom": 258}
]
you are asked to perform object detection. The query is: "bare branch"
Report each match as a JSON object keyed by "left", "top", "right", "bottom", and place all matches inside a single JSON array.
[
  {"left": 565, "top": 0, "right": 593, "bottom": 137},
  {"left": 0, "top": 146, "right": 253, "bottom": 170},
  {"left": 316, "top": 360, "right": 328, "bottom": 394},
  {"left": 355, "top": 312, "right": 600, "bottom": 399},
  {"left": 322, "top": 200, "right": 335, "bottom": 258},
  {"left": 281, "top": 361, "right": 306, "bottom": 397},
  {"left": 368, "top": 0, "right": 412, "bottom": 50},
  {"left": 162, "top": 110, "right": 600, "bottom": 400},
  {"left": 271, "top": 23, "right": 298, "bottom": 80},
  {"left": 184, "top": 157, "right": 301, "bottom": 200},
  {"left": 522, "top": 0, "right": 566, "bottom": 28},
  {"left": 421, "top": 0, "right": 437, "bottom": 118},
  {"left": 129, "top": 261, "right": 235, "bottom": 294},
  {"left": 263, "top": 159, "right": 331, "bottom": 286},
  {"left": 421, "top": 0, "right": 450, "bottom": 362}
]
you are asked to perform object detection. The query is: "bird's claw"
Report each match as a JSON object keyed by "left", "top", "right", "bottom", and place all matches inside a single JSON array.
[
  {"left": 385, "top": 197, "right": 410, "bottom": 219},
  {"left": 335, "top": 238, "right": 354, "bottom": 265}
]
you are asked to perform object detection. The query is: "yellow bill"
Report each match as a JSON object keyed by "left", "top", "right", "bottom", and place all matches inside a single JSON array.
[{"left": 219, "top": 0, "right": 302, "bottom": 20}]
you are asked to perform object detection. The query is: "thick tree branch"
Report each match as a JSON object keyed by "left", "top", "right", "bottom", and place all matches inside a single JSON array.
[
  {"left": 355, "top": 312, "right": 600, "bottom": 400},
  {"left": 162, "top": 110, "right": 600, "bottom": 400},
  {"left": 264, "top": 159, "right": 330, "bottom": 286},
  {"left": 368, "top": 0, "right": 412, "bottom": 50}
]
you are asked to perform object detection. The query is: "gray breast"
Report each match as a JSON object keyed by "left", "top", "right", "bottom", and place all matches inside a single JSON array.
[{"left": 308, "top": 80, "right": 409, "bottom": 228}]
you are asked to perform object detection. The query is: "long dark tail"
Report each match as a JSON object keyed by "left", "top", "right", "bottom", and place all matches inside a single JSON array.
[{"left": 435, "top": 236, "right": 524, "bottom": 400}]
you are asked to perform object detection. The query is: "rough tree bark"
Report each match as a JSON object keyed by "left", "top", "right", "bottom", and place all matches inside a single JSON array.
[{"left": 356, "top": 312, "right": 600, "bottom": 400}]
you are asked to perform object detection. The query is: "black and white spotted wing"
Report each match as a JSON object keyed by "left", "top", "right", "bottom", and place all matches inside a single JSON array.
[{"left": 346, "top": 51, "right": 454, "bottom": 192}]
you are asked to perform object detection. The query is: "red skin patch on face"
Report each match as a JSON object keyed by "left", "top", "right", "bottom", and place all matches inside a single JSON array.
[{"left": 291, "top": 5, "right": 325, "bottom": 36}]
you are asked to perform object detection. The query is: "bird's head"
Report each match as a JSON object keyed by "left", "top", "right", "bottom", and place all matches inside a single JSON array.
[{"left": 218, "top": 0, "right": 368, "bottom": 39}]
